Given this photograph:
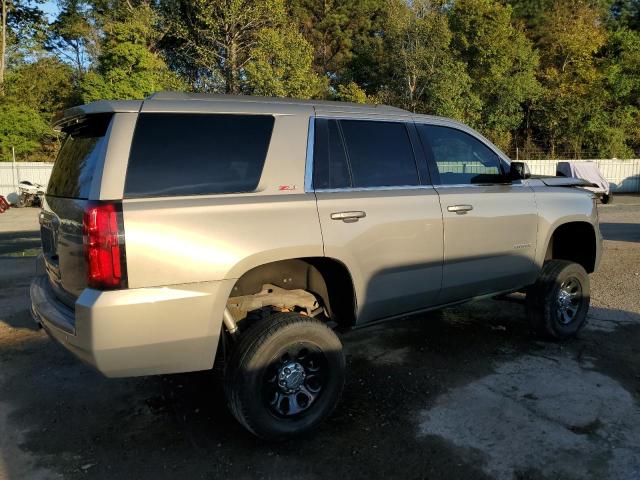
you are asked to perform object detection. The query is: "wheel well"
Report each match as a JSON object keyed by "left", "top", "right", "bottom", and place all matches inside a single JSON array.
[
  {"left": 229, "top": 258, "right": 356, "bottom": 327},
  {"left": 546, "top": 222, "right": 597, "bottom": 273}
]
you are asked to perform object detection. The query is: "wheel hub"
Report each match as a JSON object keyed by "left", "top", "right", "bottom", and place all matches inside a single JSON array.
[
  {"left": 264, "top": 344, "right": 328, "bottom": 418},
  {"left": 556, "top": 277, "right": 582, "bottom": 325},
  {"left": 277, "top": 361, "right": 306, "bottom": 393}
]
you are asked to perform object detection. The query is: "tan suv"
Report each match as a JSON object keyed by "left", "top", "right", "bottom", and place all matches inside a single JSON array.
[{"left": 31, "top": 92, "right": 602, "bottom": 440}]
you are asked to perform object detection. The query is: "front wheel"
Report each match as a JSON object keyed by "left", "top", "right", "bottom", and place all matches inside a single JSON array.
[
  {"left": 224, "top": 312, "right": 345, "bottom": 440},
  {"left": 526, "top": 260, "right": 590, "bottom": 340},
  {"left": 601, "top": 193, "right": 612, "bottom": 204}
]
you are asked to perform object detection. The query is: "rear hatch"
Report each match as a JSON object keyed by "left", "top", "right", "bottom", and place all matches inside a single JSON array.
[{"left": 40, "top": 114, "right": 113, "bottom": 308}]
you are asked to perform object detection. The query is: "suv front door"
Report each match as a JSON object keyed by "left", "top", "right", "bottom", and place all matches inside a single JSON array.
[
  {"left": 416, "top": 123, "right": 538, "bottom": 304},
  {"left": 311, "top": 116, "right": 443, "bottom": 324}
]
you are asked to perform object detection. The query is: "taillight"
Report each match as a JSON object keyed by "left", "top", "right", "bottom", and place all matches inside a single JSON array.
[{"left": 83, "top": 202, "right": 127, "bottom": 290}]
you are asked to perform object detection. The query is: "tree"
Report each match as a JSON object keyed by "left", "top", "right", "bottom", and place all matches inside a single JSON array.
[
  {"left": 2, "top": 56, "right": 75, "bottom": 161},
  {"left": 0, "top": 101, "right": 50, "bottom": 160},
  {"left": 244, "top": 28, "right": 326, "bottom": 98},
  {"left": 4, "top": 56, "right": 75, "bottom": 112},
  {"left": 288, "top": 0, "right": 387, "bottom": 85},
  {"left": 585, "top": 27, "right": 640, "bottom": 157},
  {"left": 1, "top": 0, "right": 46, "bottom": 92},
  {"left": 80, "top": 3, "right": 184, "bottom": 102},
  {"left": 165, "top": 0, "right": 286, "bottom": 93},
  {"left": 382, "top": 0, "right": 481, "bottom": 122},
  {"left": 336, "top": 81, "right": 369, "bottom": 103},
  {"left": 47, "top": 0, "right": 100, "bottom": 78},
  {"left": 610, "top": 0, "right": 640, "bottom": 30},
  {"left": 533, "top": 0, "right": 607, "bottom": 157},
  {"left": 449, "top": 0, "right": 540, "bottom": 150}
]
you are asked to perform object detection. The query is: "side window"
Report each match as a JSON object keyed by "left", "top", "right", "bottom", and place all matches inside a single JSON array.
[
  {"left": 340, "top": 120, "right": 419, "bottom": 188},
  {"left": 313, "top": 119, "right": 352, "bottom": 189},
  {"left": 417, "top": 125, "right": 504, "bottom": 185},
  {"left": 125, "top": 113, "right": 274, "bottom": 198}
]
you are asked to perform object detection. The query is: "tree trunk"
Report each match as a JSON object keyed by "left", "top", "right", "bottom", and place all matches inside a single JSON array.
[
  {"left": 0, "top": 0, "right": 6, "bottom": 95},
  {"left": 226, "top": 39, "right": 239, "bottom": 94}
]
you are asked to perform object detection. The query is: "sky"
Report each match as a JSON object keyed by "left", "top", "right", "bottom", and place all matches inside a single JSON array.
[{"left": 41, "top": 0, "right": 60, "bottom": 21}]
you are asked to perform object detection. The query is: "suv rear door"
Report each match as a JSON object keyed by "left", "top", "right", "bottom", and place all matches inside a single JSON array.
[
  {"left": 416, "top": 122, "right": 538, "bottom": 304},
  {"left": 40, "top": 114, "right": 114, "bottom": 308},
  {"left": 311, "top": 115, "right": 443, "bottom": 324}
]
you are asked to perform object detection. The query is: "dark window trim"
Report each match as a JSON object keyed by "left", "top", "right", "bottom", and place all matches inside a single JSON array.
[
  {"left": 335, "top": 120, "right": 355, "bottom": 187},
  {"left": 123, "top": 112, "right": 274, "bottom": 199},
  {"left": 312, "top": 117, "right": 428, "bottom": 191},
  {"left": 405, "top": 122, "right": 431, "bottom": 185}
]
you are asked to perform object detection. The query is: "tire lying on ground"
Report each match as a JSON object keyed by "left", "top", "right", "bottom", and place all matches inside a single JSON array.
[
  {"left": 224, "top": 312, "right": 345, "bottom": 440},
  {"left": 526, "top": 259, "right": 590, "bottom": 340}
]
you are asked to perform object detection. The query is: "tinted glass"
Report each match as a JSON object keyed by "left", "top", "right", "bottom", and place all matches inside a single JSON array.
[
  {"left": 47, "top": 114, "right": 112, "bottom": 199},
  {"left": 418, "top": 125, "right": 504, "bottom": 185},
  {"left": 125, "top": 113, "right": 274, "bottom": 197},
  {"left": 313, "top": 119, "right": 351, "bottom": 189},
  {"left": 340, "top": 120, "right": 418, "bottom": 188}
]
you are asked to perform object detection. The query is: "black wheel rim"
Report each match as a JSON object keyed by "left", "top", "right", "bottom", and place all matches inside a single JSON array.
[
  {"left": 262, "top": 343, "right": 328, "bottom": 418},
  {"left": 556, "top": 276, "right": 582, "bottom": 325}
]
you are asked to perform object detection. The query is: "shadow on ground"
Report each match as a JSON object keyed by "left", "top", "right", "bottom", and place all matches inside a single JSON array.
[
  {"left": 0, "top": 230, "right": 41, "bottom": 255},
  {"left": 1, "top": 296, "right": 639, "bottom": 480},
  {"left": 600, "top": 222, "right": 640, "bottom": 243}
]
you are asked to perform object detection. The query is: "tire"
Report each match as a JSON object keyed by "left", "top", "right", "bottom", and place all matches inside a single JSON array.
[
  {"left": 526, "top": 260, "right": 590, "bottom": 340},
  {"left": 601, "top": 193, "right": 612, "bottom": 204},
  {"left": 224, "top": 312, "right": 345, "bottom": 440}
]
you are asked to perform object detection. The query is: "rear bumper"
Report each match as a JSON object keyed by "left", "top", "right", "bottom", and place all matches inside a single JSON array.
[{"left": 30, "top": 275, "right": 234, "bottom": 377}]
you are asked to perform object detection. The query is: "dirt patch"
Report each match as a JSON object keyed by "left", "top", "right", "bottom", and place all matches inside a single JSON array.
[{"left": 418, "top": 354, "right": 640, "bottom": 480}]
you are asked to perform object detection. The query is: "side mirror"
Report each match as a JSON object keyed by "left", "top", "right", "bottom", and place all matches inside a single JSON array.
[{"left": 509, "top": 161, "right": 531, "bottom": 181}]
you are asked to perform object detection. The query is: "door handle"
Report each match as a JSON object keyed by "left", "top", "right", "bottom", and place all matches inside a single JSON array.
[
  {"left": 331, "top": 211, "right": 366, "bottom": 223},
  {"left": 447, "top": 204, "right": 473, "bottom": 214}
]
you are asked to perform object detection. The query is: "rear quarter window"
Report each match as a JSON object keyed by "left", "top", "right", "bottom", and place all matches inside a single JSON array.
[
  {"left": 124, "top": 113, "right": 274, "bottom": 198},
  {"left": 47, "top": 114, "right": 112, "bottom": 199}
]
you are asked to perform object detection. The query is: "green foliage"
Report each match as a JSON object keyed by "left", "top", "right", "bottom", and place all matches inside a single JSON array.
[
  {"left": 245, "top": 28, "right": 326, "bottom": 99},
  {"left": 0, "top": 101, "right": 51, "bottom": 161},
  {"left": 449, "top": 0, "right": 540, "bottom": 150},
  {"left": 1, "top": 0, "right": 49, "bottom": 68},
  {"left": 5, "top": 56, "right": 75, "bottom": 113},
  {"left": 336, "top": 82, "right": 369, "bottom": 103},
  {"left": 47, "top": 0, "right": 99, "bottom": 76},
  {"left": 166, "top": 0, "right": 286, "bottom": 93},
  {"left": 2, "top": 0, "right": 640, "bottom": 161},
  {"left": 585, "top": 27, "right": 640, "bottom": 157},
  {"left": 382, "top": 0, "right": 481, "bottom": 123},
  {"left": 79, "top": 4, "right": 184, "bottom": 102},
  {"left": 533, "top": 0, "right": 608, "bottom": 157},
  {"left": 288, "top": 0, "right": 387, "bottom": 83}
]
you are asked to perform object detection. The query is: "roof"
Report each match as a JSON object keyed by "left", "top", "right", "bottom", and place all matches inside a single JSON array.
[
  {"left": 146, "top": 91, "right": 408, "bottom": 114},
  {"left": 54, "top": 91, "right": 409, "bottom": 127},
  {"left": 54, "top": 100, "right": 142, "bottom": 129}
]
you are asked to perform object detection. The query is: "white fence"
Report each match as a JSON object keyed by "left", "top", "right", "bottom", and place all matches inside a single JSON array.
[
  {"left": 0, "top": 162, "right": 54, "bottom": 202},
  {"left": 525, "top": 159, "right": 640, "bottom": 193},
  {"left": 1, "top": 159, "right": 639, "bottom": 200}
]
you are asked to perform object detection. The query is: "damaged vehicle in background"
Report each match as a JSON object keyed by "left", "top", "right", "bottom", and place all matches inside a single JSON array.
[
  {"left": 15, "top": 180, "right": 46, "bottom": 208},
  {"left": 557, "top": 161, "right": 612, "bottom": 204}
]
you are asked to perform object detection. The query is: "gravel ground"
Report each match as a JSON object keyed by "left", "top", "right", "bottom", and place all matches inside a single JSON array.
[{"left": 0, "top": 199, "right": 639, "bottom": 480}]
